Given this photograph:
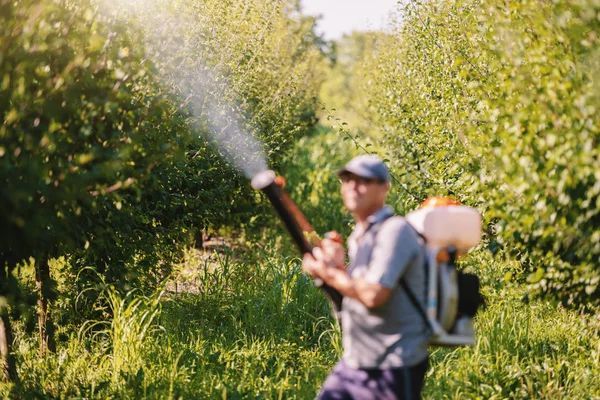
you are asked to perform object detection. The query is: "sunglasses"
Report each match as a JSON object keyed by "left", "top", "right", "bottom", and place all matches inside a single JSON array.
[{"left": 339, "top": 174, "right": 385, "bottom": 185}]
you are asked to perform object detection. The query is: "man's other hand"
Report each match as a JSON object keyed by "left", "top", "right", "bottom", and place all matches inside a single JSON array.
[
  {"left": 320, "top": 238, "right": 346, "bottom": 270},
  {"left": 302, "top": 251, "right": 325, "bottom": 278}
]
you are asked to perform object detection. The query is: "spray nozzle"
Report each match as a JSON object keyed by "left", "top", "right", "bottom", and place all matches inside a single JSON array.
[{"left": 250, "top": 169, "right": 276, "bottom": 190}]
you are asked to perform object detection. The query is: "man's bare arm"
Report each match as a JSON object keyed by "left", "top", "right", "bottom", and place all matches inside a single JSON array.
[{"left": 303, "top": 251, "right": 392, "bottom": 309}]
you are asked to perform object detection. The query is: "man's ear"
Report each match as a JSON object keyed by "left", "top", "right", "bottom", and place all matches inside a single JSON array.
[{"left": 380, "top": 182, "right": 391, "bottom": 201}]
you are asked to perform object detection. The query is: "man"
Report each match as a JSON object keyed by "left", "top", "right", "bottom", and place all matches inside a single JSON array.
[{"left": 303, "top": 155, "right": 430, "bottom": 400}]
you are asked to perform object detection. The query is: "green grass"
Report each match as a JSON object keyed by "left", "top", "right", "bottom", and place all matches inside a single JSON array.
[
  {"left": 4, "top": 243, "right": 599, "bottom": 399},
  {"left": 181, "top": 249, "right": 599, "bottom": 399},
  {"left": 4, "top": 245, "right": 340, "bottom": 399},
  {"left": 427, "top": 294, "right": 600, "bottom": 399}
]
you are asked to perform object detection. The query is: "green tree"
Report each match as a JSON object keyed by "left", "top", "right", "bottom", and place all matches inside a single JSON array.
[
  {"left": 355, "top": 0, "right": 600, "bottom": 306},
  {"left": 1, "top": 0, "right": 326, "bottom": 380}
]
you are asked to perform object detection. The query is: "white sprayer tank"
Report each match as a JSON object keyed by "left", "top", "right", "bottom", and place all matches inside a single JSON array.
[{"left": 406, "top": 205, "right": 482, "bottom": 252}]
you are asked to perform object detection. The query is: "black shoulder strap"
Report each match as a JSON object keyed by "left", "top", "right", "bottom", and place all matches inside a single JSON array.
[
  {"left": 371, "top": 216, "right": 432, "bottom": 333},
  {"left": 399, "top": 278, "right": 432, "bottom": 331}
]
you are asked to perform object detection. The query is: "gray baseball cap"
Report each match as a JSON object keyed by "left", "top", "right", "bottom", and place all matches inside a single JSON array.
[{"left": 337, "top": 155, "right": 390, "bottom": 183}]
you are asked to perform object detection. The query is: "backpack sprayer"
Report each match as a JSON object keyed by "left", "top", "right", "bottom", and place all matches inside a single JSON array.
[
  {"left": 406, "top": 197, "right": 484, "bottom": 346},
  {"left": 250, "top": 169, "right": 344, "bottom": 312}
]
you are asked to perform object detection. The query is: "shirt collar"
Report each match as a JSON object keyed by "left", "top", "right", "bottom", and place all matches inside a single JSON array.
[
  {"left": 349, "top": 205, "right": 394, "bottom": 241},
  {"left": 365, "top": 205, "right": 394, "bottom": 227}
]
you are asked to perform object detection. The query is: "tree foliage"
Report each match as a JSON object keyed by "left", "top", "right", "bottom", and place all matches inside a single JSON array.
[
  {"left": 1, "top": 0, "right": 189, "bottom": 314},
  {"left": 356, "top": 0, "right": 600, "bottom": 306},
  {"left": 0, "top": 0, "right": 326, "bottom": 368}
]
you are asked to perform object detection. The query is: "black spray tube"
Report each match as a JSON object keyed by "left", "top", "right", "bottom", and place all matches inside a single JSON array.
[{"left": 251, "top": 170, "right": 343, "bottom": 312}]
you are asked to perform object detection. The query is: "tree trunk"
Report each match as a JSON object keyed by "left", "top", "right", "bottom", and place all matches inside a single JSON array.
[
  {"left": 35, "top": 255, "right": 56, "bottom": 356},
  {"left": 0, "top": 312, "right": 17, "bottom": 382}
]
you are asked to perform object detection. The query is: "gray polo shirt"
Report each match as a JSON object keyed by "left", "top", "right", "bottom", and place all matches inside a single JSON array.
[{"left": 341, "top": 206, "right": 430, "bottom": 369}]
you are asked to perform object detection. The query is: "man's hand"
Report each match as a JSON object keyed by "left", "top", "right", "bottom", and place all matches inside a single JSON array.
[
  {"left": 302, "top": 239, "right": 391, "bottom": 309},
  {"left": 302, "top": 250, "right": 326, "bottom": 279},
  {"left": 302, "top": 236, "right": 345, "bottom": 279},
  {"left": 319, "top": 237, "right": 346, "bottom": 269}
]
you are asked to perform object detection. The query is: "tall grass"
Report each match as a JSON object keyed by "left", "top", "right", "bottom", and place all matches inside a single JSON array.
[
  {"left": 3, "top": 238, "right": 600, "bottom": 398},
  {"left": 427, "top": 287, "right": 600, "bottom": 399},
  {"left": 3, "top": 243, "right": 340, "bottom": 398},
  {"left": 87, "top": 284, "right": 165, "bottom": 386}
]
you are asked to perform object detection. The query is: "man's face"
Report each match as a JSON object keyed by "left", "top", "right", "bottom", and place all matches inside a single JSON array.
[{"left": 340, "top": 173, "right": 389, "bottom": 214}]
